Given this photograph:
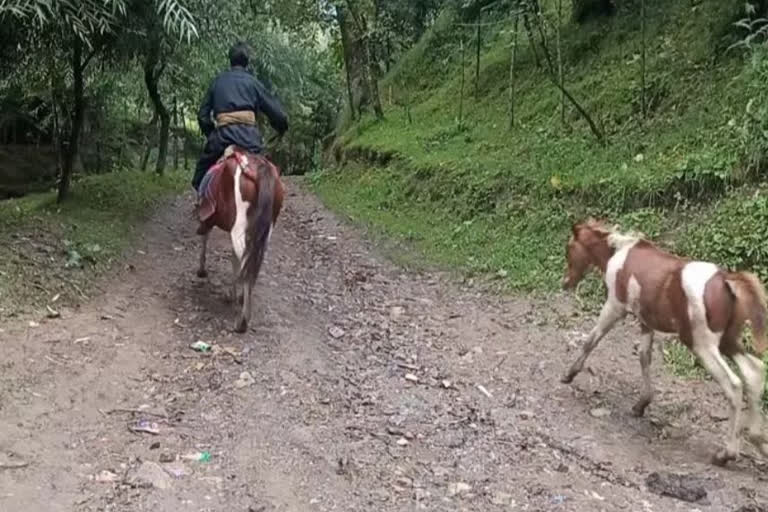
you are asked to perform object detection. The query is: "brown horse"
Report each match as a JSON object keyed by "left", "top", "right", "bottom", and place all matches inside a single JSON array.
[
  {"left": 196, "top": 145, "right": 284, "bottom": 333},
  {"left": 561, "top": 218, "right": 768, "bottom": 466}
]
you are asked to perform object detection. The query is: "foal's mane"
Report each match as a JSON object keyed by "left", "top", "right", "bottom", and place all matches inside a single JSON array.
[{"left": 580, "top": 218, "right": 644, "bottom": 250}]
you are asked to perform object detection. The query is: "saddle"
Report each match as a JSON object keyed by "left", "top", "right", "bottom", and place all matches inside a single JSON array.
[{"left": 196, "top": 146, "right": 280, "bottom": 227}]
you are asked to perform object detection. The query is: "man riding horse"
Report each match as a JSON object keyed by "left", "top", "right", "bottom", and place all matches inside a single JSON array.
[
  {"left": 192, "top": 42, "right": 288, "bottom": 333},
  {"left": 193, "top": 41, "right": 288, "bottom": 193}
]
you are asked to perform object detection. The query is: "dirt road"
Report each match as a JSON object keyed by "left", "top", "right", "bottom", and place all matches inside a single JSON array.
[{"left": 1, "top": 179, "right": 767, "bottom": 511}]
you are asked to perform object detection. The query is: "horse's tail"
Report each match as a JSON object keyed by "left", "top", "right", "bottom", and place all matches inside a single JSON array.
[
  {"left": 727, "top": 271, "right": 768, "bottom": 356},
  {"left": 240, "top": 161, "right": 275, "bottom": 284}
]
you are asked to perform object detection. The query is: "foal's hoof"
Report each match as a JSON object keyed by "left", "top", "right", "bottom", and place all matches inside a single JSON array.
[
  {"left": 561, "top": 373, "right": 575, "bottom": 384},
  {"left": 711, "top": 449, "right": 737, "bottom": 467},
  {"left": 234, "top": 317, "right": 248, "bottom": 334},
  {"left": 196, "top": 269, "right": 208, "bottom": 278}
]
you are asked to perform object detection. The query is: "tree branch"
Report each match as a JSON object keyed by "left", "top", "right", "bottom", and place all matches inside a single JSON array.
[{"left": 526, "top": 0, "right": 604, "bottom": 144}]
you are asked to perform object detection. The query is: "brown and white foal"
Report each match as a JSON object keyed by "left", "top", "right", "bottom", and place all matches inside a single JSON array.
[{"left": 561, "top": 218, "right": 768, "bottom": 466}]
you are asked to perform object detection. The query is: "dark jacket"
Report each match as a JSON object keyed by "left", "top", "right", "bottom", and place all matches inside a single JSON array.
[{"left": 197, "top": 66, "right": 288, "bottom": 154}]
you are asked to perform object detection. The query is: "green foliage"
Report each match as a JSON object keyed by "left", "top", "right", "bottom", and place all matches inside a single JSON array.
[
  {"left": 663, "top": 342, "right": 709, "bottom": 380},
  {"left": 678, "top": 190, "right": 768, "bottom": 282},
  {"left": 0, "top": 0, "right": 197, "bottom": 43},
  {"left": 738, "top": 45, "right": 768, "bottom": 177}
]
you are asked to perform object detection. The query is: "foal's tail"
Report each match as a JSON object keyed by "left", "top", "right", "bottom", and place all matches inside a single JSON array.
[
  {"left": 240, "top": 162, "right": 276, "bottom": 284},
  {"left": 727, "top": 271, "right": 768, "bottom": 356}
]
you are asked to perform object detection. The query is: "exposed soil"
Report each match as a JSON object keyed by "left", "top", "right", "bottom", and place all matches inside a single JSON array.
[{"left": 2, "top": 179, "right": 768, "bottom": 511}]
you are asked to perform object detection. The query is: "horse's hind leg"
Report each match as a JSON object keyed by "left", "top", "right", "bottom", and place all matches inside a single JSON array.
[
  {"left": 733, "top": 352, "right": 768, "bottom": 457},
  {"left": 562, "top": 300, "right": 624, "bottom": 384},
  {"left": 234, "top": 279, "right": 252, "bottom": 333},
  {"left": 230, "top": 253, "right": 243, "bottom": 305},
  {"left": 197, "top": 231, "right": 210, "bottom": 278},
  {"left": 693, "top": 338, "right": 744, "bottom": 465},
  {"left": 632, "top": 327, "right": 655, "bottom": 417}
]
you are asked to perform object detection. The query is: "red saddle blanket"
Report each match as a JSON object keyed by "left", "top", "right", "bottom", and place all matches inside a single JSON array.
[{"left": 197, "top": 148, "right": 279, "bottom": 224}]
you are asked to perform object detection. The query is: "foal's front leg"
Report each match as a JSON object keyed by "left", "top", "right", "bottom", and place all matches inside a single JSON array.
[
  {"left": 632, "top": 328, "right": 655, "bottom": 417},
  {"left": 197, "top": 232, "right": 209, "bottom": 278},
  {"left": 562, "top": 300, "right": 625, "bottom": 384}
]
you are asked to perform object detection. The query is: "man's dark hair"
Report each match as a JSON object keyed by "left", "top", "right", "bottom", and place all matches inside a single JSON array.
[{"left": 229, "top": 42, "right": 249, "bottom": 68}]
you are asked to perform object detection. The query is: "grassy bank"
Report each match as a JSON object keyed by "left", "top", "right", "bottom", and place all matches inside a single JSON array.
[{"left": 0, "top": 170, "right": 186, "bottom": 318}]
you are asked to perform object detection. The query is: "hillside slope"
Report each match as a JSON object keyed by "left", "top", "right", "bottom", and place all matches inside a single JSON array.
[{"left": 313, "top": 0, "right": 768, "bottom": 293}]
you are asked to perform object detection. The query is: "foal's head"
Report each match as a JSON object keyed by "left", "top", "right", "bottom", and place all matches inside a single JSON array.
[{"left": 562, "top": 218, "right": 613, "bottom": 290}]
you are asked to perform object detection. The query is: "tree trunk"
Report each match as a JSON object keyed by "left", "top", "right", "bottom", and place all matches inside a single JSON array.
[
  {"left": 459, "top": 34, "right": 466, "bottom": 126},
  {"left": 475, "top": 19, "right": 482, "bottom": 99},
  {"left": 181, "top": 103, "right": 189, "bottom": 170},
  {"left": 173, "top": 95, "right": 180, "bottom": 170},
  {"left": 557, "top": 0, "right": 565, "bottom": 125},
  {"left": 522, "top": 12, "right": 541, "bottom": 68},
  {"left": 509, "top": 14, "right": 519, "bottom": 129},
  {"left": 50, "top": 59, "right": 62, "bottom": 180},
  {"left": 58, "top": 37, "right": 86, "bottom": 202},
  {"left": 156, "top": 109, "right": 170, "bottom": 175},
  {"left": 143, "top": 31, "right": 170, "bottom": 175},
  {"left": 340, "top": 1, "right": 382, "bottom": 119},
  {"left": 640, "top": 0, "right": 647, "bottom": 119},
  {"left": 355, "top": 10, "right": 384, "bottom": 119},
  {"left": 365, "top": 39, "right": 384, "bottom": 119},
  {"left": 141, "top": 111, "right": 158, "bottom": 172},
  {"left": 532, "top": 9, "right": 605, "bottom": 144},
  {"left": 338, "top": 5, "right": 367, "bottom": 120}
]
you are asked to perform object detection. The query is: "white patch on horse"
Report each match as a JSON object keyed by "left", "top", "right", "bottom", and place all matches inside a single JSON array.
[
  {"left": 627, "top": 275, "right": 643, "bottom": 317},
  {"left": 605, "top": 241, "right": 638, "bottom": 305},
  {"left": 231, "top": 164, "right": 250, "bottom": 263},
  {"left": 682, "top": 261, "right": 720, "bottom": 335}
]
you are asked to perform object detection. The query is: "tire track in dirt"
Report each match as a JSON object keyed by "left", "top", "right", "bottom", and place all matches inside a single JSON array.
[{"left": 1, "top": 179, "right": 767, "bottom": 511}]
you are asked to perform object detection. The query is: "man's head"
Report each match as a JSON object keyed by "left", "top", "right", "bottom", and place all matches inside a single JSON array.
[{"left": 229, "top": 42, "right": 249, "bottom": 68}]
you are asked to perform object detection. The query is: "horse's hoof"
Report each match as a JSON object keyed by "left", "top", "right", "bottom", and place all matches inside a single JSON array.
[
  {"left": 711, "top": 449, "right": 737, "bottom": 467},
  {"left": 561, "top": 373, "right": 575, "bottom": 384},
  {"left": 234, "top": 317, "right": 248, "bottom": 333},
  {"left": 196, "top": 269, "right": 208, "bottom": 278}
]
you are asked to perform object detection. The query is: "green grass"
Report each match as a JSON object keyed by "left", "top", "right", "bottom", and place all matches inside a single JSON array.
[
  {"left": 663, "top": 342, "right": 709, "bottom": 380},
  {"left": 0, "top": 169, "right": 186, "bottom": 317}
]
